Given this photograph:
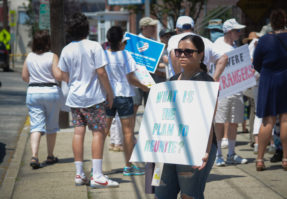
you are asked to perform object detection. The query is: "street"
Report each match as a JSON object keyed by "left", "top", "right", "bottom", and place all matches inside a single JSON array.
[{"left": 0, "top": 68, "right": 28, "bottom": 187}]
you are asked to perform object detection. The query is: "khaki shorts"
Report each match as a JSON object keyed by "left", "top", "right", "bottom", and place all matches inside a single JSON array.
[{"left": 215, "top": 94, "right": 244, "bottom": 123}]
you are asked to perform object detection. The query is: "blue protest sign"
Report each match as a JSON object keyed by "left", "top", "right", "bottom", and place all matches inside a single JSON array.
[{"left": 124, "top": 32, "right": 165, "bottom": 73}]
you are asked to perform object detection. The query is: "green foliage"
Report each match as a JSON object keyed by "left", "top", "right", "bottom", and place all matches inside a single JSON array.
[{"left": 150, "top": 0, "right": 205, "bottom": 28}]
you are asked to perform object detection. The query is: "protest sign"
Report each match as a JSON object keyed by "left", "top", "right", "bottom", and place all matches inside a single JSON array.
[
  {"left": 130, "top": 81, "right": 219, "bottom": 166},
  {"left": 124, "top": 32, "right": 165, "bottom": 73},
  {"left": 133, "top": 65, "right": 155, "bottom": 88},
  {"left": 217, "top": 44, "right": 256, "bottom": 99}
]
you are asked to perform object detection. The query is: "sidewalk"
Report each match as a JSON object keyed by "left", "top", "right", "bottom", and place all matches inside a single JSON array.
[{"left": 1, "top": 106, "right": 287, "bottom": 199}]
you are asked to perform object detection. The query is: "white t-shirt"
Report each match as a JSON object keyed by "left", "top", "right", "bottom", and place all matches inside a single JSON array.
[
  {"left": 26, "top": 52, "right": 59, "bottom": 94},
  {"left": 104, "top": 50, "right": 136, "bottom": 97},
  {"left": 26, "top": 52, "right": 56, "bottom": 84},
  {"left": 58, "top": 39, "right": 107, "bottom": 108},
  {"left": 167, "top": 32, "right": 222, "bottom": 78}
]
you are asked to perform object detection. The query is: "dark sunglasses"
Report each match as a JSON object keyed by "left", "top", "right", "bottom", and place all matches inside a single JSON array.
[{"left": 174, "top": 48, "right": 198, "bottom": 57}]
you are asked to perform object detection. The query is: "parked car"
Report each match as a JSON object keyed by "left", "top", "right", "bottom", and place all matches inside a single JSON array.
[{"left": 0, "top": 42, "right": 9, "bottom": 71}]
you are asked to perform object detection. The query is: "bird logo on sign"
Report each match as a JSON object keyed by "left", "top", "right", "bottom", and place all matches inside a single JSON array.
[{"left": 136, "top": 41, "right": 149, "bottom": 52}]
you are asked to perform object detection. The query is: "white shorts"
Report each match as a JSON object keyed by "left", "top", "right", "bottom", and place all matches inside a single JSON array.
[{"left": 215, "top": 94, "right": 244, "bottom": 123}]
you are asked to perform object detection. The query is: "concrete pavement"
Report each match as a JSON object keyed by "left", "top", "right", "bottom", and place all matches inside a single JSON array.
[
  {"left": 1, "top": 107, "right": 287, "bottom": 198},
  {"left": 0, "top": 66, "right": 28, "bottom": 189},
  {"left": 0, "top": 63, "right": 286, "bottom": 198}
]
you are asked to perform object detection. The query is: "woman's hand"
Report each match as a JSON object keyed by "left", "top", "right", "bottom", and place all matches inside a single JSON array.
[{"left": 192, "top": 153, "right": 209, "bottom": 170}]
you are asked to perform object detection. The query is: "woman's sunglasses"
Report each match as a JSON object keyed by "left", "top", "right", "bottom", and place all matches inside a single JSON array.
[{"left": 174, "top": 48, "right": 198, "bottom": 57}]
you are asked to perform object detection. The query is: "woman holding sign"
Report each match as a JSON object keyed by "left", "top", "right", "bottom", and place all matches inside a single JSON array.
[{"left": 154, "top": 35, "right": 217, "bottom": 199}]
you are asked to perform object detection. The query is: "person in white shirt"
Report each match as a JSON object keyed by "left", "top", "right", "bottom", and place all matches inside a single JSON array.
[
  {"left": 57, "top": 13, "right": 118, "bottom": 188},
  {"left": 22, "top": 30, "right": 62, "bottom": 169},
  {"left": 213, "top": 18, "right": 248, "bottom": 166},
  {"left": 166, "top": 16, "right": 228, "bottom": 80},
  {"left": 104, "top": 26, "right": 149, "bottom": 176}
]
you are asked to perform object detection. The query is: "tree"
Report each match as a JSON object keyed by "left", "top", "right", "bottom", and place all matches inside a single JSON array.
[
  {"left": 50, "top": 0, "right": 69, "bottom": 128},
  {"left": 2, "top": 0, "right": 8, "bottom": 29},
  {"left": 150, "top": 0, "right": 205, "bottom": 28}
]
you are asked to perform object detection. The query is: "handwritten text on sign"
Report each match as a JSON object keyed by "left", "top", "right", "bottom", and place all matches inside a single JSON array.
[
  {"left": 130, "top": 81, "right": 219, "bottom": 166},
  {"left": 218, "top": 44, "right": 256, "bottom": 99}
]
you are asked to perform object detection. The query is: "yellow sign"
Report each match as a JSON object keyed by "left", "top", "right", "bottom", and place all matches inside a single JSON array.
[
  {"left": 237, "top": 0, "right": 273, "bottom": 22},
  {"left": 9, "top": 10, "right": 17, "bottom": 27}
]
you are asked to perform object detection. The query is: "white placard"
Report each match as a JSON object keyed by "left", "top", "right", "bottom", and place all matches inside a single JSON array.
[
  {"left": 218, "top": 44, "right": 256, "bottom": 99},
  {"left": 130, "top": 81, "right": 219, "bottom": 166},
  {"left": 134, "top": 65, "right": 156, "bottom": 88}
]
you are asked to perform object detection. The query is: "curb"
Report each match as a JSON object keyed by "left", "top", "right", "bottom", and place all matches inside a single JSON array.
[{"left": 0, "top": 116, "right": 30, "bottom": 199}]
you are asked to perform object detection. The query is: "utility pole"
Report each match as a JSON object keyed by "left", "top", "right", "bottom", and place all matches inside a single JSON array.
[
  {"left": 49, "top": 0, "right": 69, "bottom": 128},
  {"left": 145, "top": 0, "right": 150, "bottom": 17},
  {"left": 2, "top": 0, "right": 8, "bottom": 29}
]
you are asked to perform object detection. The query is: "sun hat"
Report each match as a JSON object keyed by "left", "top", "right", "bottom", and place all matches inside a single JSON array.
[
  {"left": 223, "top": 18, "right": 246, "bottom": 33},
  {"left": 139, "top": 17, "right": 158, "bottom": 28},
  {"left": 206, "top": 19, "right": 223, "bottom": 30},
  {"left": 176, "top": 16, "right": 194, "bottom": 30},
  {"left": 242, "top": 32, "right": 259, "bottom": 44}
]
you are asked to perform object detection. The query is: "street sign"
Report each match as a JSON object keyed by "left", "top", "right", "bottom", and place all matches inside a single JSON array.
[
  {"left": 237, "top": 0, "right": 272, "bottom": 23},
  {"left": 108, "top": 0, "right": 144, "bottom": 5},
  {"left": 39, "top": 0, "right": 50, "bottom": 30},
  {"left": 9, "top": 10, "right": 16, "bottom": 27}
]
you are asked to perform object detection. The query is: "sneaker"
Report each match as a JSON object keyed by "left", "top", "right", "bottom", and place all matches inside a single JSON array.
[
  {"left": 215, "top": 156, "right": 226, "bottom": 167},
  {"left": 221, "top": 138, "right": 228, "bottom": 149},
  {"left": 254, "top": 144, "right": 258, "bottom": 154},
  {"left": 123, "top": 164, "right": 145, "bottom": 176},
  {"left": 226, "top": 154, "right": 248, "bottom": 164},
  {"left": 90, "top": 175, "right": 119, "bottom": 188},
  {"left": 268, "top": 144, "right": 276, "bottom": 154},
  {"left": 75, "top": 175, "right": 88, "bottom": 186}
]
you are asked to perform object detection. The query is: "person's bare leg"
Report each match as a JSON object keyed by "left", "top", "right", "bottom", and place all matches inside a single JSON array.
[
  {"left": 46, "top": 133, "right": 57, "bottom": 157},
  {"left": 91, "top": 129, "right": 106, "bottom": 159},
  {"left": 280, "top": 113, "right": 287, "bottom": 160},
  {"left": 73, "top": 126, "right": 86, "bottom": 161},
  {"left": 223, "top": 122, "right": 229, "bottom": 139},
  {"left": 31, "top": 132, "right": 42, "bottom": 158},
  {"left": 105, "top": 117, "right": 113, "bottom": 135},
  {"left": 132, "top": 105, "right": 139, "bottom": 132},
  {"left": 121, "top": 117, "right": 134, "bottom": 167},
  {"left": 228, "top": 123, "right": 238, "bottom": 140},
  {"left": 215, "top": 123, "right": 224, "bottom": 141},
  {"left": 215, "top": 123, "right": 224, "bottom": 157},
  {"left": 257, "top": 116, "right": 276, "bottom": 160}
]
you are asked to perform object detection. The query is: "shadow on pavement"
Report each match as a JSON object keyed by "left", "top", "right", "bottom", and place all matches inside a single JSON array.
[
  {"left": 207, "top": 173, "right": 245, "bottom": 182},
  {"left": 236, "top": 141, "right": 249, "bottom": 146}
]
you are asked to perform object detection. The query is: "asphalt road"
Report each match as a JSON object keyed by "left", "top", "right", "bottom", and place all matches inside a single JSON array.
[{"left": 0, "top": 68, "right": 28, "bottom": 187}]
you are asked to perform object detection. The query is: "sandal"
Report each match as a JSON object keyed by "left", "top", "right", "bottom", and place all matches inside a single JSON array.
[
  {"left": 46, "top": 156, "right": 59, "bottom": 165},
  {"left": 256, "top": 159, "right": 265, "bottom": 171},
  {"left": 282, "top": 158, "right": 287, "bottom": 171},
  {"left": 113, "top": 145, "right": 124, "bottom": 152},
  {"left": 109, "top": 144, "right": 115, "bottom": 151},
  {"left": 30, "top": 157, "right": 41, "bottom": 169}
]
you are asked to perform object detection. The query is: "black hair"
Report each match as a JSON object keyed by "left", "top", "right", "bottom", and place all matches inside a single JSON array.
[
  {"left": 270, "top": 9, "right": 287, "bottom": 31},
  {"left": 67, "top": 13, "right": 89, "bottom": 41},
  {"left": 107, "top": 26, "right": 123, "bottom": 51},
  {"left": 179, "top": 34, "right": 207, "bottom": 72},
  {"left": 32, "top": 30, "right": 51, "bottom": 54}
]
